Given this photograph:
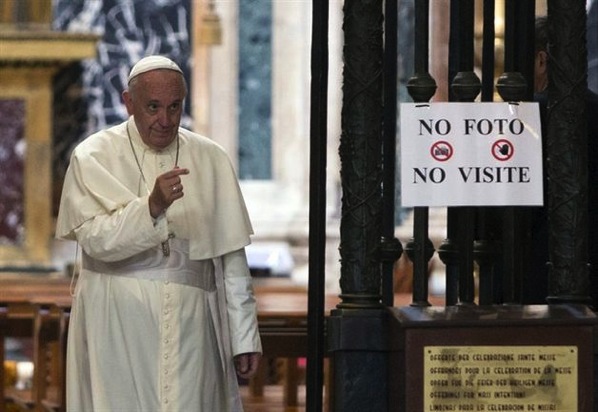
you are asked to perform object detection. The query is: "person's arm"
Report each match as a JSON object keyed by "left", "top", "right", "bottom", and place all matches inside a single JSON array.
[
  {"left": 222, "top": 248, "right": 262, "bottom": 377},
  {"left": 73, "top": 195, "right": 169, "bottom": 262}
]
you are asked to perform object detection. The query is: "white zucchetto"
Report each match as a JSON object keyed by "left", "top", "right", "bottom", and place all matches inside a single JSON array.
[{"left": 128, "top": 56, "right": 183, "bottom": 83}]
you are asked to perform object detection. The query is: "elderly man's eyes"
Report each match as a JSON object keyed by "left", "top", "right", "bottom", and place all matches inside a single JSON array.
[{"left": 146, "top": 103, "right": 180, "bottom": 113}]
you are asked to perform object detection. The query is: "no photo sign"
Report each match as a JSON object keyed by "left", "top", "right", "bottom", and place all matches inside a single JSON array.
[{"left": 400, "top": 102, "right": 543, "bottom": 207}]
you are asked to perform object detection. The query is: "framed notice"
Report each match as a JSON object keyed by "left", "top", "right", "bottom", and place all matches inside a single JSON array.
[{"left": 400, "top": 102, "right": 543, "bottom": 207}]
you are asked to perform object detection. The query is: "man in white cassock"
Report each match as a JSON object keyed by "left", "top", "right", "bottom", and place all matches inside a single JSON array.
[{"left": 56, "top": 55, "right": 262, "bottom": 411}]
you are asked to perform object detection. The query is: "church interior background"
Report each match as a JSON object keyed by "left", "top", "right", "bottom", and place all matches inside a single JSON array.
[{"left": 1, "top": 0, "right": 597, "bottom": 407}]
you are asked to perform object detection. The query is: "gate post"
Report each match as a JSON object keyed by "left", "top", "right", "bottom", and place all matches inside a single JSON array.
[
  {"left": 327, "top": 0, "right": 387, "bottom": 411},
  {"left": 545, "top": 0, "right": 592, "bottom": 306}
]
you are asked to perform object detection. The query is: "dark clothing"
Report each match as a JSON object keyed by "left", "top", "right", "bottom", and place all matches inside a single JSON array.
[{"left": 526, "top": 89, "right": 598, "bottom": 307}]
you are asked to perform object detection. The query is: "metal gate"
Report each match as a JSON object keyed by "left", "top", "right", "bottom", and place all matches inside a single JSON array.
[{"left": 307, "top": 1, "right": 594, "bottom": 411}]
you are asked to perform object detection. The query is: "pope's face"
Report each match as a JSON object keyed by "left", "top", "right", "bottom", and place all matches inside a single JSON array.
[{"left": 123, "top": 69, "right": 187, "bottom": 150}]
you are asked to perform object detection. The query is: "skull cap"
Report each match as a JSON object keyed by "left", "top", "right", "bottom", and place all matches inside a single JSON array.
[{"left": 128, "top": 56, "right": 183, "bottom": 83}]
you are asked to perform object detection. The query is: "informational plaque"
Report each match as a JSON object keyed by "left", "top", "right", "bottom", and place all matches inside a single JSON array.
[{"left": 424, "top": 346, "right": 577, "bottom": 411}]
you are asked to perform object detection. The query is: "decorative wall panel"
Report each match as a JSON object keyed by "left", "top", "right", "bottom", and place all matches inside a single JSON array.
[{"left": 53, "top": 0, "right": 192, "bottom": 200}]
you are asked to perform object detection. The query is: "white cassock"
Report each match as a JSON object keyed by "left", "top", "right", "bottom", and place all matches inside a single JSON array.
[{"left": 56, "top": 118, "right": 261, "bottom": 412}]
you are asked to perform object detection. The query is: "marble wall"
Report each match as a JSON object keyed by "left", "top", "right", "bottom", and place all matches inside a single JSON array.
[
  {"left": 238, "top": 0, "right": 272, "bottom": 180},
  {"left": 0, "top": 99, "right": 25, "bottom": 244}
]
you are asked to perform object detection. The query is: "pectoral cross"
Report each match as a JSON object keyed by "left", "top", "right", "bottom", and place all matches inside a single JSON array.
[{"left": 162, "top": 233, "right": 175, "bottom": 257}]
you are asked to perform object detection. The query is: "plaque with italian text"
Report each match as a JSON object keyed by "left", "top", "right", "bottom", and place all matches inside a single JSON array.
[{"left": 424, "top": 346, "right": 577, "bottom": 412}]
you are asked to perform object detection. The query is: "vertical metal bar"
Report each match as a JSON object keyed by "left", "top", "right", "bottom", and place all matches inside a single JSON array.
[
  {"left": 481, "top": 0, "right": 495, "bottom": 102},
  {"left": 439, "top": 218, "right": 460, "bottom": 306},
  {"left": 414, "top": 0, "right": 430, "bottom": 74},
  {"left": 496, "top": 1, "right": 535, "bottom": 305},
  {"left": 476, "top": 0, "right": 497, "bottom": 305},
  {"left": 457, "top": 0, "right": 475, "bottom": 71},
  {"left": 513, "top": 0, "right": 536, "bottom": 303},
  {"left": 442, "top": 0, "right": 480, "bottom": 305},
  {"left": 503, "top": 0, "right": 515, "bottom": 73},
  {"left": 441, "top": 0, "right": 462, "bottom": 306},
  {"left": 502, "top": 208, "right": 517, "bottom": 303},
  {"left": 458, "top": 207, "right": 476, "bottom": 304},
  {"left": 381, "top": 0, "right": 401, "bottom": 307},
  {"left": 457, "top": 0, "right": 476, "bottom": 306},
  {"left": 515, "top": 1, "right": 535, "bottom": 99},
  {"left": 306, "top": 0, "right": 329, "bottom": 410},
  {"left": 447, "top": 1, "right": 459, "bottom": 103},
  {"left": 498, "top": 0, "right": 526, "bottom": 304},
  {"left": 405, "top": 0, "right": 437, "bottom": 307},
  {"left": 411, "top": 209, "right": 432, "bottom": 305},
  {"left": 413, "top": 0, "right": 430, "bottom": 309}
]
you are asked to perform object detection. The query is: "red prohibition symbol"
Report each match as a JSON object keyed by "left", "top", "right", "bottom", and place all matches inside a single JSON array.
[
  {"left": 492, "top": 139, "right": 514, "bottom": 161},
  {"left": 430, "top": 140, "right": 454, "bottom": 162}
]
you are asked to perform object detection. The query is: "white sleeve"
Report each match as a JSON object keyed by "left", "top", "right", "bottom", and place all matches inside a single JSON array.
[
  {"left": 73, "top": 196, "right": 170, "bottom": 262},
  {"left": 222, "top": 248, "right": 262, "bottom": 355}
]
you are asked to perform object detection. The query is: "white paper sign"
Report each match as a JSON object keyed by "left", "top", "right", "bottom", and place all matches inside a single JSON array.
[{"left": 400, "top": 102, "right": 543, "bottom": 207}]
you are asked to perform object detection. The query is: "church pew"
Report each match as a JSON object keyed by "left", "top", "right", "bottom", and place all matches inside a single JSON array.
[
  {"left": 2, "top": 299, "right": 69, "bottom": 412},
  {"left": 0, "top": 276, "right": 70, "bottom": 412}
]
